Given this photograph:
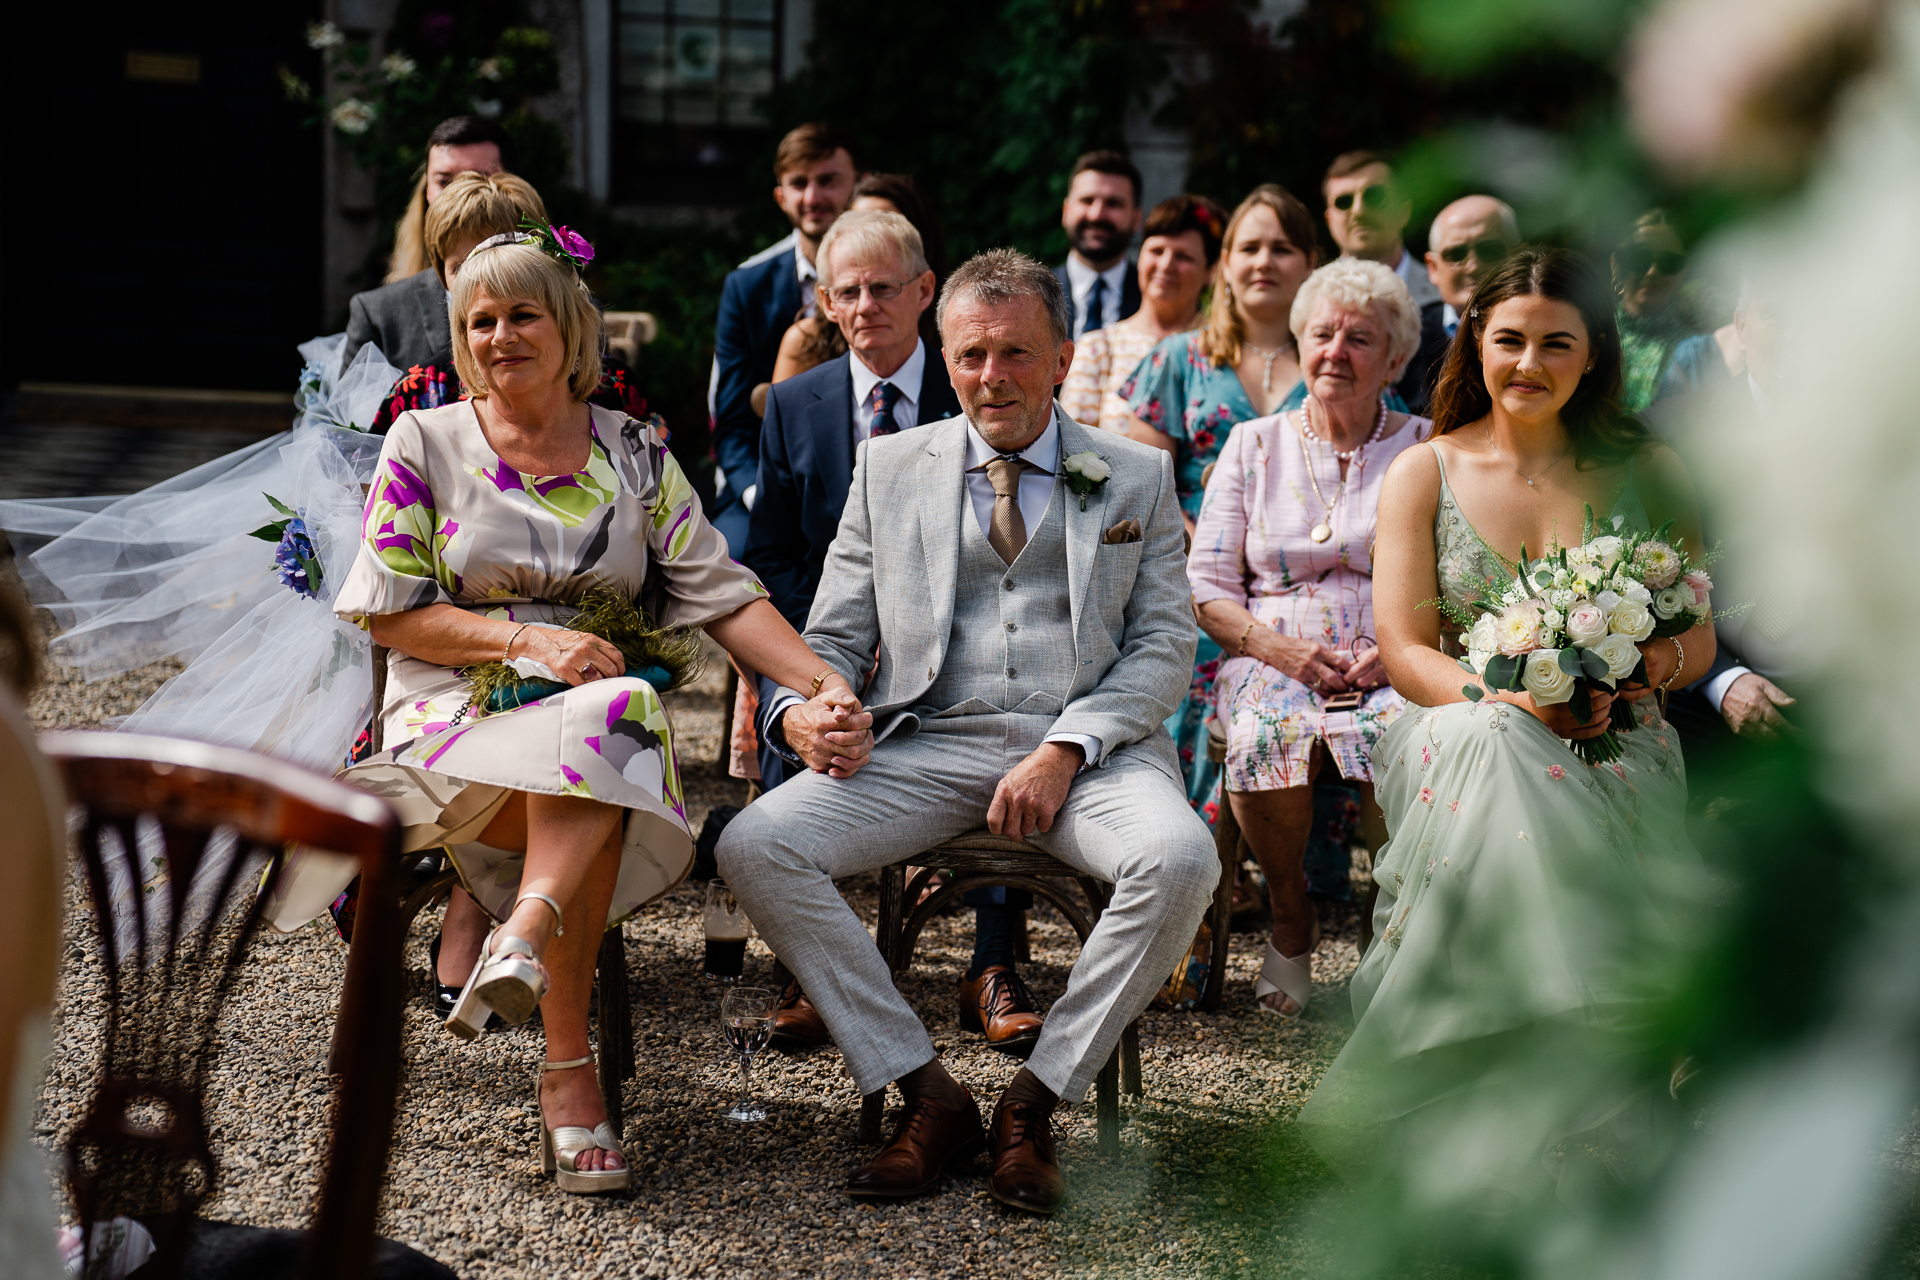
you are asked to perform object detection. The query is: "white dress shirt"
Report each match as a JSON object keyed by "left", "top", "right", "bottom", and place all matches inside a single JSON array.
[
  {"left": 1389, "top": 246, "right": 1442, "bottom": 308},
  {"left": 1064, "top": 254, "right": 1129, "bottom": 337},
  {"left": 795, "top": 246, "right": 819, "bottom": 319},
  {"left": 849, "top": 339, "right": 926, "bottom": 441},
  {"left": 1442, "top": 302, "right": 1461, "bottom": 336}
]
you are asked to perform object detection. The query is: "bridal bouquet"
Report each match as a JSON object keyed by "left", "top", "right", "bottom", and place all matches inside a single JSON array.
[{"left": 1446, "top": 509, "right": 1714, "bottom": 764}]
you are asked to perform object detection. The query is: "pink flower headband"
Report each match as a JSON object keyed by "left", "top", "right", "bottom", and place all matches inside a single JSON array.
[{"left": 472, "top": 220, "right": 596, "bottom": 272}]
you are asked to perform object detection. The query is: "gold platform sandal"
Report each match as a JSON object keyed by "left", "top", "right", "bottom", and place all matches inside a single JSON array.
[
  {"left": 446, "top": 892, "right": 562, "bottom": 1040},
  {"left": 539, "top": 1055, "right": 630, "bottom": 1195}
]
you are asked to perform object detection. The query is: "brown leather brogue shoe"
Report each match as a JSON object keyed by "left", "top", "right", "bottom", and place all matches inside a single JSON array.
[
  {"left": 989, "top": 1098, "right": 1064, "bottom": 1214},
  {"left": 769, "top": 979, "right": 831, "bottom": 1048},
  {"left": 845, "top": 1089, "right": 986, "bottom": 1199},
  {"left": 958, "top": 966, "right": 1044, "bottom": 1055}
]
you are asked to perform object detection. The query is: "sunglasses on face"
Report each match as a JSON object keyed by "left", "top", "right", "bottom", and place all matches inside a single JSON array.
[
  {"left": 825, "top": 279, "right": 908, "bottom": 305},
  {"left": 1331, "top": 183, "right": 1392, "bottom": 212},
  {"left": 1617, "top": 247, "right": 1686, "bottom": 277},
  {"left": 1438, "top": 237, "right": 1510, "bottom": 266}
]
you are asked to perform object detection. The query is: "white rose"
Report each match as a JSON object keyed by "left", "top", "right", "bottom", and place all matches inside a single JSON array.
[
  {"left": 1609, "top": 598, "right": 1656, "bottom": 642},
  {"left": 1589, "top": 535, "right": 1625, "bottom": 567},
  {"left": 1595, "top": 589, "right": 1621, "bottom": 613},
  {"left": 1623, "top": 581, "right": 1653, "bottom": 605},
  {"left": 1564, "top": 601, "right": 1609, "bottom": 646},
  {"left": 1590, "top": 633, "right": 1641, "bottom": 685},
  {"left": 1521, "top": 649, "right": 1576, "bottom": 705},
  {"left": 1553, "top": 568, "right": 1571, "bottom": 589},
  {"left": 1652, "top": 585, "right": 1692, "bottom": 620},
  {"left": 1465, "top": 614, "right": 1498, "bottom": 673},
  {"left": 1542, "top": 607, "right": 1565, "bottom": 631},
  {"left": 1549, "top": 588, "right": 1574, "bottom": 609},
  {"left": 1063, "top": 451, "right": 1111, "bottom": 482}
]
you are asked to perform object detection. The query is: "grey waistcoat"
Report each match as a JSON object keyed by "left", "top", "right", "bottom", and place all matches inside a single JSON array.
[{"left": 917, "top": 483, "right": 1079, "bottom": 720}]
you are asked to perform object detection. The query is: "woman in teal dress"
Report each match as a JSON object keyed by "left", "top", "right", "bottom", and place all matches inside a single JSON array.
[
  {"left": 1300, "top": 248, "right": 1714, "bottom": 1195},
  {"left": 1118, "top": 184, "right": 1318, "bottom": 822}
]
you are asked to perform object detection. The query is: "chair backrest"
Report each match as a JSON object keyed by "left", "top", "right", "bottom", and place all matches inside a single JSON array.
[{"left": 42, "top": 731, "right": 405, "bottom": 1280}]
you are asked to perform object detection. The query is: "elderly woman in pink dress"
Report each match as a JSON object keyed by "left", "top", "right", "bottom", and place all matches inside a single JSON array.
[{"left": 1187, "top": 257, "right": 1430, "bottom": 1017}]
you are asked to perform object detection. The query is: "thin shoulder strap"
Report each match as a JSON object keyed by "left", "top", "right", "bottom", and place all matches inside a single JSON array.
[{"left": 1427, "top": 439, "right": 1451, "bottom": 488}]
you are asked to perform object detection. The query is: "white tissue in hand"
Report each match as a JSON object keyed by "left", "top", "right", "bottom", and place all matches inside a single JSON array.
[{"left": 507, "top": 622, "right": 567, "bottom": 681}]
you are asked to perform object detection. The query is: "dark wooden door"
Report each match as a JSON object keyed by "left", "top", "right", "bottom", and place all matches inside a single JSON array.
[{"left": 10, "top": 2, "right": 324, "bottom": 391}]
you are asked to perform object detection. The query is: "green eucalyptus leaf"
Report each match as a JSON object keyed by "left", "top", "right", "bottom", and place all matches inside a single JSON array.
[
  {"left": 1462, "top": 684, "right": 1484, "bottom": 702},
  {"left": 1580, "top": 647, "right": 1611, "bottom": 680},
  {"left": 1557, "top": 647, "right": 1582, "bottom": 676}
]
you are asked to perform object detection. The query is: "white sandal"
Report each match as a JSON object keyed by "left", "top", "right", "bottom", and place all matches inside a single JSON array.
[
  {"left": 1255, "top": 939, "right": 1316, "bottom": 1018},
  {"left": 540, "top": 1055, "right": 630, "bottom": 1195},
  {"left": 446, "top": 893, "right": 562, "bottom": 1040}
]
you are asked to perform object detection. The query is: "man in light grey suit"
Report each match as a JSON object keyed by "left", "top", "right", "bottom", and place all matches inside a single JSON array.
[{"left": 717, "top": 249, "right": 1215, "bottom": 1215}]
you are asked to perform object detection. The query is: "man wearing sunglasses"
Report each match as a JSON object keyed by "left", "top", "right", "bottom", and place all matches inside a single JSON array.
[
  {"left": 1393, "top": 194, "right": 1522, "bottom": 412},
  {"left": 1321, "top": 150, "right": 1441, "bottom": 311}
]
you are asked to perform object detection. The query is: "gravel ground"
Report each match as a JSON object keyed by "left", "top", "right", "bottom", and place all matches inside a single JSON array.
[{"left": 25, "top": 624, "right": 1364, "bottom": 1279}]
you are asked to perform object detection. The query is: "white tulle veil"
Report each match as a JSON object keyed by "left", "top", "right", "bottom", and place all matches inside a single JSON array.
[{"left": 0, "top": 335, "right": 402, "bottom": 772}]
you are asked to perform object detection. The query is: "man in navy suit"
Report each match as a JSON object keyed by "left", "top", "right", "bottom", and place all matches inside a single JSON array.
[
  {"left": 745, "top": 210, "right": 1046, "bottom": 1056},
  {"left": 1051, "top": 150, "right": 1143, "bottom": 341},
  {"left": 709, "top": 123, "right": 860, "bottom": 554}
]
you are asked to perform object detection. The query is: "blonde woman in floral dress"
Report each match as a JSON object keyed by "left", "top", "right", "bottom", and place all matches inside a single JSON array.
[
  {"left": 334, "top": 231, "right": 870, "bottom": 1195},
  {"left": 1187, "top": 258, "right": 1427, "bottom": 1017}
]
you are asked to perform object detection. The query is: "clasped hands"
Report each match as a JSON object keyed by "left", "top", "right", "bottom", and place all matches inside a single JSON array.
[{"left": 1253, "top": 630, "right": 1387, "bottom": 696}]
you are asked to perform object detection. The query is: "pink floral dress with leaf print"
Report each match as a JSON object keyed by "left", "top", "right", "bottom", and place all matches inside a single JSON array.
[{"left": 329, "top": 400, "right": 767, "bottom": 928}]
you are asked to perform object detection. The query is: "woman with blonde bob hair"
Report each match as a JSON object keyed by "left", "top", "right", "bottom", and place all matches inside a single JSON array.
[
  {"left": 333, "top": 233, "right": 868, "bottom": 1196},
  {"left": 1188, "top": 256, "right": 1429, "bottom": 1018}
]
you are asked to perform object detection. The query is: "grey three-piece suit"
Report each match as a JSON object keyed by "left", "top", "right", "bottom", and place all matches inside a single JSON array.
[{"left": 717, "top": 413, "right": 1216, "bottom": 1101}]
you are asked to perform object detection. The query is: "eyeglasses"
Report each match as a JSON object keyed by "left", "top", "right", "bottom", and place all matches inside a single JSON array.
[
  {"left": 824, "top": 279, "right": 908, "bottom": 306},
  {"left": 1331, "top": 183, "right": 1392, "bottom": 212},
  {"left": 1616, "top": 247, "right": 1686, "bottom": 277},
  {"left": 1437, "top": 237, "right": 1510, "bottom": 266}
]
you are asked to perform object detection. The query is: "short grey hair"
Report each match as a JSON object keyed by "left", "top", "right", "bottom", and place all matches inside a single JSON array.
[
  {"left": 1428, "top": 195, "right": 1520, "bottom": 246},
  {"left": 1289, "top": 258, "right": 1423, "bottom": 377},
  {"left": 815, "top": 209, "right": 930, "bottom": 289},
  {"left": 936, "top": 248, "right": 1070, "bottom": 346}
]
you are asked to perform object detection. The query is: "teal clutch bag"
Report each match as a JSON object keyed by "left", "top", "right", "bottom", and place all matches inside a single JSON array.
[{"left": 483, "top": 663, "right": 673, "bottom": 714}]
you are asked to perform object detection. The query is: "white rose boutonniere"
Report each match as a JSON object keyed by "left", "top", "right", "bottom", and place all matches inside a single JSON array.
[{"left": 1061, "top": 451, "right": 1111, "bottom": 510}]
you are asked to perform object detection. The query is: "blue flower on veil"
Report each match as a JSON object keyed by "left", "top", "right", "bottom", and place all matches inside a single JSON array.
[{"left": 249, "top": 494, "right": 323, "bottom": 600}]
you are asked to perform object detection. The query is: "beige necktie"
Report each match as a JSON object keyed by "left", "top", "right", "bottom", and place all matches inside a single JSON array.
[{"left": 977, "top": 455, "right": 1037, "bottom": 565}]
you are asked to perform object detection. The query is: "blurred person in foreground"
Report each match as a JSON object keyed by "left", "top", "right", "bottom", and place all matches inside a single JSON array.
[
  {"left": 1187, "top": 259, "right": 1428, "bottom": 1017},
  {"left": 1054, "top": 151, "right": 1145, "bottom": 339},
  {"left": 323, "top": 228, "right": 857, "bottom": 1197},
  {"left": 0, "top": 584, "right": 66, "bottom": 1278},
  {"left": 368, "top": 171, "right": 647, "bottom": 437},
  {"left": 1613, "top": 209, "right": 1706, "bottom": 412},
  {"left": 1060, "top": 194, "right": 1226, "bottom": 434},
  {"left": 718, "top": 250, "right": 1214, "bottom": 1215},
  {"left": 710, "top": 124, "right": 861, "bottom": 553},
  {"left": 753, "top": 172, "right": 950, "bottom": 415},
  {"left": 347, "top": 115, "right": 513, "bottom": 370},
  {"left": 1119, "top": 184, "right": 1318, "bottom": 823},
  {"left": 1401, "top": 194, "right": 1521, "bottom": 414},
  {"left": 1300, "top": 247, "right": 1712, "bottom": 1188}
]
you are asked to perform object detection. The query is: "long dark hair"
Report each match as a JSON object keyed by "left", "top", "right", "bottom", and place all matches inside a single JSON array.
[{"left": 1429, "top": 245, "right": 1652, "bottom": 469}]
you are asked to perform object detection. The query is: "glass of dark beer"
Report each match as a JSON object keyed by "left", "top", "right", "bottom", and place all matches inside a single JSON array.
[{"left": 702, "top": 879, "right": 750, "bottom": 981}]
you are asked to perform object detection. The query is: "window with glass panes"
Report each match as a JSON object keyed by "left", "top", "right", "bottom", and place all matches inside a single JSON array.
[{"left": 614, "top": 0, "right": 779, "bottom": 204}]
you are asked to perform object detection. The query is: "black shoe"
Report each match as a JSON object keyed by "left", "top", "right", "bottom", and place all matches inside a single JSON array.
[{"left": 429, "top": 934, "right": 502, "bottom": 1030}]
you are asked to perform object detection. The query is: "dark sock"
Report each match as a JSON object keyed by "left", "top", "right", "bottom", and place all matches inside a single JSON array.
[
  {"left": 999, "top": 1066, "right": 1058, "bottom": 1115},
  {"left": 896, "top": 1057, "right": 968, "bottom": 1109},
  {"left": 967, "top": 904, "right": 1021, "bottom": 980}
]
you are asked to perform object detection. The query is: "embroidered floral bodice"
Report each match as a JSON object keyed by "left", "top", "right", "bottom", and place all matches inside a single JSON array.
[{"left": 1429, "top": 441, "right": 1649, "bottom": 653}]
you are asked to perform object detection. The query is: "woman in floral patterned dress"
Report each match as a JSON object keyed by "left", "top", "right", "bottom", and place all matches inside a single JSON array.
[
  {"left": 334, "top": 233, "right": 866, "bottom": 1194},
  {"left": 1188, "top": 259, "right": 1427, "bottom": 1016},
  {"left": 1119, "top": 184, "right": 1318, "bottom": 822}
]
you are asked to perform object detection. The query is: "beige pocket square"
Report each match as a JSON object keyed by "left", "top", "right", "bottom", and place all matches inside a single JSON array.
[{"left": 1101, "top": 519, "right": 1143, "bottom": 545}]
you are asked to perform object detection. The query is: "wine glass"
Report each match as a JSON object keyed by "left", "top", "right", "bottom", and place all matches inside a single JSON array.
[{"left": 719, "top": 985, "right": 777, "bottom": 1122}]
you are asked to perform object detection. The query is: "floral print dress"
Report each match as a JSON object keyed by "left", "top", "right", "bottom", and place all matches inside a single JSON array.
[
  {"left": 332, "top": 400, "right": 768, "bottom": 928},
  {"left": 1299, "top": 442, "right": 1701, "bottom": 1170}
]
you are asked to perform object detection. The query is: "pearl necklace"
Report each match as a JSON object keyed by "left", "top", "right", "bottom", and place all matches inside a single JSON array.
[
  {"left": 1299, "top": 396, "right": 1387, "bottom": 460},
  {"left": 1297, "top": 397, "right": 1388, "bottom": 543}
]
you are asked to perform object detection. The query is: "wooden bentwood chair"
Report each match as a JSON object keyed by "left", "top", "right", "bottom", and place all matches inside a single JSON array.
[
  {"left": 355, "top": 647, "right": 636, "bottom": 1131},
  {"left": 46, "top": 731, "right": 409, "bottom": 1280},
  {"left": 864, "top": 827, "right": 1236, "bottom": 1155}
]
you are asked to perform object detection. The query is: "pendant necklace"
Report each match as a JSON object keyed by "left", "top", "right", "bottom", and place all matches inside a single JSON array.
[
  {"left": 1487, "top": 426, "right": 1570, "bottom": 487},
  {"left": 1298, "top": 397, "right": 1387, "bottom": 542},
  {"left": 1245, "top": 339, "right": 1295, "bottom": 394}
]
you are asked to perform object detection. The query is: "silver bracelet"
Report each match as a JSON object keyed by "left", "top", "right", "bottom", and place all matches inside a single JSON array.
[{"left": 502, "top": 621, "right": 532, "bottom": 663}]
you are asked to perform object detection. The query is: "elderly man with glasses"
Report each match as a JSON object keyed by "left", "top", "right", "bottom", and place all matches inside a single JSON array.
[{"left": 1394, "top": 193, "right": 1523, "bottom": 412}]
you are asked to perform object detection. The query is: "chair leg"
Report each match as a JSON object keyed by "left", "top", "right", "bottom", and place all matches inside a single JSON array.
[
  {"left": 1120, "top": 1021, "right": 1143, "bottom": 1097},
  {"left": 1097, "top": 1049, "right": 1120, "bottom": 1155},
  {"left": 596, "top": 927, "right": 632, "bottom": 1137},
  {"left": 860, "top": 1090, "right": 885, "bottom": 1144},
  {"left": 876, "top": 862, "right": 907, "bottom": 977},
  {"left": 1201, "top": 782, "right": 1240, "bottom": 1013}
]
